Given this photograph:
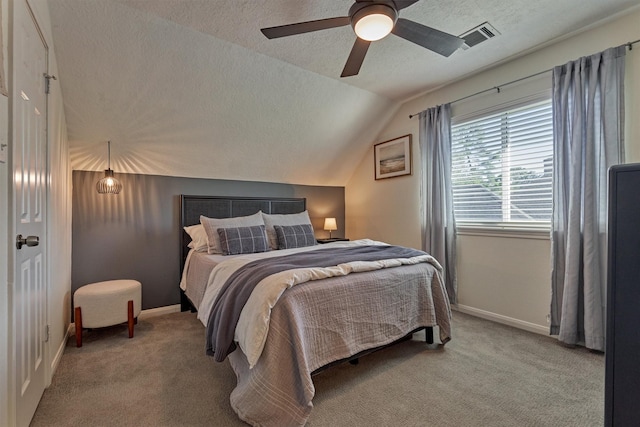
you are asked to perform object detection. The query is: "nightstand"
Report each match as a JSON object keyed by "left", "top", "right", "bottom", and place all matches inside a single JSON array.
[{"left": 316, "top": 238, "right": 349, "bottom": 244}]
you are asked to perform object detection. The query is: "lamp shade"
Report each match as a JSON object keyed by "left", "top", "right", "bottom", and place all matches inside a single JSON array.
[
  {"left": 324, "top": 218, "right": 337, "bottom": 231},
  {"left": 96, "top": 141, "right": 122, "bottom": 194},
  {"left": 96, "top": 169, "right": 122, "bottom": 194}
]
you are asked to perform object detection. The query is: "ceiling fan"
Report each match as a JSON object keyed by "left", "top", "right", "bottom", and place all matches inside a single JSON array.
[{"left": 260, "top": 0, "right": 464, "bottom": 77}]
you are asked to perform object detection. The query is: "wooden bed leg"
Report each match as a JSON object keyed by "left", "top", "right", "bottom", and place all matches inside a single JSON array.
[
  {"left": 128, "top": 300, "right": 135, "bottom": 338},
  {"left": 75, "top": 307, "right": 83, "bottom": 348},
  {"left": 425, "top": 327, "right": 434, "bottom": 344}
]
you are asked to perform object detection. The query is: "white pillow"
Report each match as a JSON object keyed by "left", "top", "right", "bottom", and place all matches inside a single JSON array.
[
  {"left": 200, "top": 211, "right": 266, "bottom": 255},
  {"left": 262, "top": 211, "right": 313, "bottom": 250},
  {"left": 184, "top": 224, "right": 208, "bottom": 252}
]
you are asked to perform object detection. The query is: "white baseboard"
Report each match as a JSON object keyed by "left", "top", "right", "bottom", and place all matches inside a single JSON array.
[
  {"left": 138, "top": 304, "right": 181, "bottom": 320},
  {"left": 454, "top": 304, "right": 550, "bottom": 336},
  {"left": 49, "top": 325, "right": 72, "bottom": 381}
]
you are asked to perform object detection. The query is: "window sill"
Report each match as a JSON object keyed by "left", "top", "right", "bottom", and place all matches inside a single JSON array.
[{"left": 456, "top": 224, "right": 550, "bottom": 240}]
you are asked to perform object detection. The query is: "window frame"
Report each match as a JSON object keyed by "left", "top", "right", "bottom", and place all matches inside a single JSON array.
[{"left": 451, "top": 91, "right": 553, "bottom": 237}]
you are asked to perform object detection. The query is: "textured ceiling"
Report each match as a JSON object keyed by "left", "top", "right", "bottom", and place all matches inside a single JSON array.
[
  {"left": 46, "top": 0, "right": 638, "bottom": 186},
  {"left": 119, "top": 0, "right": 638, "bottom": 100}
]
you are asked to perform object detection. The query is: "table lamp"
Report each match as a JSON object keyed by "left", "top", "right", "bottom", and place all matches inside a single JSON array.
[{"left": 324, "top": 218, "right": 337, "bottom": 239}]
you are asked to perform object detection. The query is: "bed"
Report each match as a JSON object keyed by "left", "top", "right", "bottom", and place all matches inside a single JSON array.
[{"left": 179, "top": 195, "right": 452, "bottom": 427}]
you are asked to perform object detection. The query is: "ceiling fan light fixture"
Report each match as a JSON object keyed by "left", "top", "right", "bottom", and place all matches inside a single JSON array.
[
  {"left": 352, "top": 4, "right": 397, "bottom": 41},
  {"left": 261, "top": 0, "right": 463, "bottom": 77}
]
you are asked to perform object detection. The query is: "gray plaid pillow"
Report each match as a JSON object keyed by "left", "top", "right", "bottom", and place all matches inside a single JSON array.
[
  {"left": 274, "top": 224, "right": 317, "bottom": 249},
  {"left": 217, "top": 225, "right": 269, "bottom": 255}
]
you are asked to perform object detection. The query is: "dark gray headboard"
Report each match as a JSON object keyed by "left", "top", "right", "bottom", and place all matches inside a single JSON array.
[{"left": 179, "top": 195, "right": 306, "bottom": 270}]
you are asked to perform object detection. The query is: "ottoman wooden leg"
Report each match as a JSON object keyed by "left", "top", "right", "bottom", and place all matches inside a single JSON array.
[
  {"left": 75, "top": 307, "right": 83, "bottom": 348},
  {"left": 128, "top": 300, "right": 134, "bottom": 338}
]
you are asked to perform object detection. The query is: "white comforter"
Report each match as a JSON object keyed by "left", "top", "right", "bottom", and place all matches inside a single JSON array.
[{"left": 191, "top": 239, "right": 441, "bottom": 368}]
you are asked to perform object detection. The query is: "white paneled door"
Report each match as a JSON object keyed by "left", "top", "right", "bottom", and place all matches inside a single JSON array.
[{"left": 12, "top": 1, "right": 48, "bottom": 426}]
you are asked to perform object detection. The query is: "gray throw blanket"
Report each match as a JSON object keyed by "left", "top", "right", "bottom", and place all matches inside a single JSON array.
[{"left": 205, "top": 245, "right": 427, "bottom": 362}]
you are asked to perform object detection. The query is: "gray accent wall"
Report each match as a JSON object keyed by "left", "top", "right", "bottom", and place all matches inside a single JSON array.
[{"left": 72, "top": 170, "right": 345, "bottom": 310}]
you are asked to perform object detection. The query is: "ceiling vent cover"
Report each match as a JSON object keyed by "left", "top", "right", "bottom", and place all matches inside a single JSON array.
[{"left": 459, "top": 22, "right": 500, "bottom": 50}]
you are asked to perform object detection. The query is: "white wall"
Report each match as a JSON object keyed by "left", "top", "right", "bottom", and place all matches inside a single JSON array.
[{"left": 345, "top": 6, "right": 640, "bottom": 333}]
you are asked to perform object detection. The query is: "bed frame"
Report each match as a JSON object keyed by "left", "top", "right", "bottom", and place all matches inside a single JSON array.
[
  {"left": 179, "top": 195, "right": 306, "bottom": 311},
  {"left": 179, "top": 194, "right": 434, "bottom": 367}
]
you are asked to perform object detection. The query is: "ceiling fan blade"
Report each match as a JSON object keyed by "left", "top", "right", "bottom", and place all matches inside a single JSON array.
[
  {"left": 394, "top": 0, "right": 421, "bottom": 10},
  {"left": 391, "top": 18, "right": 464, "bottom": 57},
  {"left": 341, "top": 38, "right": 371, "bottom": 77},
  {"left": 357, "top": 0, "right": 420, "bottom": 8},
  {"left": 261, "top": 16, "right": 350, "bottom": 39}
]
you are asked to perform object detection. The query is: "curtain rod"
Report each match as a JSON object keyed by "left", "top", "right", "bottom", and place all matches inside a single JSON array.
[{"left": 408, "top": 39, "right": 640, "bottom": 119}]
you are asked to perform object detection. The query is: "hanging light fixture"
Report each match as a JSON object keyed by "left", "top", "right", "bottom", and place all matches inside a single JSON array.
[{"left": 96, "top": 140, "right": 122, "bottom": 194}]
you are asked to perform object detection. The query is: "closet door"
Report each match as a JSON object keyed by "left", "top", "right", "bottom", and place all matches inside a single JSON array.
[{"left": 605, "top": 163, "right": 640, "bottom": 426}]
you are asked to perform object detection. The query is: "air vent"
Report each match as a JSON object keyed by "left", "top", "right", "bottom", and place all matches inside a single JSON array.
[{"left": 459, "top": 22, "right": 500, "bottom": 50}]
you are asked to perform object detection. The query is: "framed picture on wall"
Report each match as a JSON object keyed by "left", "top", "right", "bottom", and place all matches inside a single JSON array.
[{"left": 374, "top": 134, "right": 412, "bottom": 180}]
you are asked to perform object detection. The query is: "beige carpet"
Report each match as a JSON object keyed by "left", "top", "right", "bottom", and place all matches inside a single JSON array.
[{"left": 31, "top": 311, "right": 604, "bottom": 427}]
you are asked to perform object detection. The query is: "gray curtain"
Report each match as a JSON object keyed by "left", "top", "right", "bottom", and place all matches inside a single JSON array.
[
  {"left": 550, "top": 46, "right": 626, "bottom": 351},
  {"left": 419, "top": 104, "right": 457, "bottom": 303}
]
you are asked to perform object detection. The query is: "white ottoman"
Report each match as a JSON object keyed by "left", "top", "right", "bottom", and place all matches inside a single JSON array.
[{"left": 74, "top": 279, "right": 142, "bottom": 347}]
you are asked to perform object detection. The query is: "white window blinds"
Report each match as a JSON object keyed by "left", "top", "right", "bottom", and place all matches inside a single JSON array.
[{"left": 451, "top": 100, "right": 553, "bottom": 225}]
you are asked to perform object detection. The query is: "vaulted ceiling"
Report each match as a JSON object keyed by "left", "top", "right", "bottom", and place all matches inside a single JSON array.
[{"left": 46, "top": 0, "right": 638, "bottom": 186}]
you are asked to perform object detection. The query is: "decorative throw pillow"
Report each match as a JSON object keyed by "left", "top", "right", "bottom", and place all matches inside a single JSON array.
[
  {"left": 274, "top": 224, "right": 317, "bottom": 250},
  {"left": 184, "top": 224, "right": 209, "bottom": 252},
  {"left": 262, "top": 211, "right": 313, "bottom": 250},
  {"left": 217, "top": 225, "right": 269, "bottom": 255},
  {"left": 200, "top": 211, "right": 265, "bottom": 254}
]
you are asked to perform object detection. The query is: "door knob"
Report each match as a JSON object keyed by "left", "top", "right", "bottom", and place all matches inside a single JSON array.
[{"left": 16, "top": 234, "right": 39, "bottom": 250}]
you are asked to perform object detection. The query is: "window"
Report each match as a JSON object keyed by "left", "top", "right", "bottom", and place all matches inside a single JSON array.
[{"left": 451, "top": 100, "right": 553, "bottom": 227}]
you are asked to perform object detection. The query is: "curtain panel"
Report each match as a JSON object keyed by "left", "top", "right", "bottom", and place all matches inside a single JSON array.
[
  {"left": 419, "top": 104, "right": 458, "bottom": 303},
  {"left": 550, "top": 46, "right": 626, "bottom": 351}
]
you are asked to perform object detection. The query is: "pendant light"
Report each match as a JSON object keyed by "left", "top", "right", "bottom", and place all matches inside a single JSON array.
[{"left": 96, "top": 140, "right": 122, "bottom": 194}]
